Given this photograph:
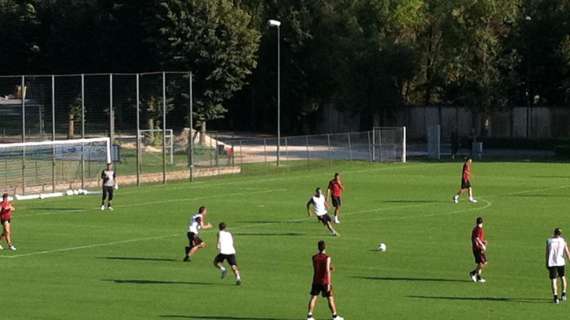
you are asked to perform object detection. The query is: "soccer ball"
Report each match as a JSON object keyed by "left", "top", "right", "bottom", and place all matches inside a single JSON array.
[{"left": 377, "top": 243, "right": 387, "bottom": 252}]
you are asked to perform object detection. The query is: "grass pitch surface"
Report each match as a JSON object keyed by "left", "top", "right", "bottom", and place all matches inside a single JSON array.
[{"left": 2, "top": 161, "right": 570, "bottom": 319}]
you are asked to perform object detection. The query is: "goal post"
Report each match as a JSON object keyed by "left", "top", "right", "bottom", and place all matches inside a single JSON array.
[
  {"left": 0, "top": 137, "right": 111, "bottom": 195},
  {"left": 371, "top": 126, "right": 407, "bottom": 163}
]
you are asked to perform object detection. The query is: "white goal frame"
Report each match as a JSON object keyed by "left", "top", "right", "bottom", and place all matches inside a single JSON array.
[
  {"left": 371, "top": 126, "right": 406, "bottom": 163},
  {"left": 139, "top": 129, "right": 174, "bottom": 165},
  {"left": 0, "top": 137, "right": 111, "bottom": 164}
]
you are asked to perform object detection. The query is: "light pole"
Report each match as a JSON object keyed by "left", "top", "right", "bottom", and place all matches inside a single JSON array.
[{"left": 268, "top": 19, "right": 281, "bottom": 167}]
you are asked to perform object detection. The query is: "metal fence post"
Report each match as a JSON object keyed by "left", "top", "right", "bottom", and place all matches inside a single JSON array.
[
  {"left": 81, "top": 74, "right": 85, "bottom": 189},
  {"left": 367, "top": 131, "right": 372, "bottom": 163},
  {"left": 347, "top": 132, "right": 353, "bottom": 161},
  {"left": 51, "top": 75, "right": 56, "bottom": 192},
  {"left": 263, "top": 139, "right": 267, "bottom": 166},
  {"left": 21, "top": 75, "right": 26, "bottom": 194},
  {"left": 188, "top": 72, "right": 194, "bottom": 182},
  {"left": 284, "top": 137, "right": 288, "bottom": 163},
  {"left": 239, "top": 140, "right": 243, "bottom": 167},
  {"left": 305, "top": 135, "right": 310, "bottom": 167},
  {"left": 136, "top": 74, "right": 141, "bottom": 186},
  {"left": 109, "top": 74, "right": 114, "bottom": 146},
  {"left": 327, "top": 133, "right": 332, "bottom": 167},
  {"left": 402, "top": 126, "right": 407, "bottom": 163},
  {"left": 162, "top": 72, "right": 167, "bottom": 184}
]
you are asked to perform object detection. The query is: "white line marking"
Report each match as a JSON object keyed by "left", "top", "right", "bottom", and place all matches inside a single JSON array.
[{"left": 0, "top": 234, "right": 177, "bottom": 259}]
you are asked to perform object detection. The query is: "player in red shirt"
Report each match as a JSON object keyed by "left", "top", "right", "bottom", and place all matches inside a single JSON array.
[
  {"left": 0, "top": 193, "right": 16, "bottom": 251},
  {"left": 453, "top": 157, "right": 478, "bottom": 203},
  {"left": 306, "top": 240, "right": 344, "bottom": 320},
  {"left": 469, "top": 217, "right": 487, "bottom": 283},
  {"left": 327, "top": 173, "right": 344, "bottom": 224}
]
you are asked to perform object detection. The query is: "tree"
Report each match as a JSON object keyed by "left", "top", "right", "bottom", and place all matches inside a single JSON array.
[{"left": 144, "top": 0, "right": 260, "bottom": 135}]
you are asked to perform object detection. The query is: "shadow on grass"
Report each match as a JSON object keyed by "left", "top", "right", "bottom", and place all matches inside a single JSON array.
[
  {"left": 382, "top": 200, "right": 441, "bottom": 203},
  {"left": 239, "top": 220, "right": 304, "bottom": 225},
  {"left": 99, "top": 256, "right": 177, "bottom": 262},
  {"left": 160, "top": 315, "right": 298, "bottom": 320},
  {"left": 408, "top": 295, "right": 550, "bottom": 304},
  {"left": 103, "top": 279, "right": 216, "bottom": 286},
  {"left": 353, "top": 276, "right": 471, "bottom": 283},
  {"left": 233, "top": 232, "right": 305, "bottom": 237}
]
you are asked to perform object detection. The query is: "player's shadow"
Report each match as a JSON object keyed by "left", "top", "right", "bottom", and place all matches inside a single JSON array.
[
  {"left": 103, "top": 279, "right": 216, "bottom": 286},
  {"left": 408, "top": 295, "right": 550, "bottom": 304},
  {"left": 160, "top": 315, "right": 298, "bottom": 320},
  {"left": 353, "top": 276, "right": 471, "bottom": 283},
  {"left": 233, "top": 232, "right": 305, "bottom": 237},
  {"left": 382, "top": 200, "right": 440, "bottom": 203},
  {"left": 239, "top": 220, "right": 304, "bottom": 225},
  {"left": 99, "top": 256, "right": 177, "bottom": 262}
]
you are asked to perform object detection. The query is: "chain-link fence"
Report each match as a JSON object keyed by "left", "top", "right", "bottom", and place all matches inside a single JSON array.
[{"left": 0, "top": 72, "right": 409, "bottom": 194}]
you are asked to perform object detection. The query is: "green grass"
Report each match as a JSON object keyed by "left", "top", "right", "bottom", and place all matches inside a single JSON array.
[{"left": 3, "top": 161, "right": 570, "bottom": 319}]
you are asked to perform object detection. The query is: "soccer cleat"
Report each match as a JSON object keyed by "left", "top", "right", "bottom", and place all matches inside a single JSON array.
[
  {"left": 307, "top": 317, "right": 315, "bottom": 320},
  {"left": 183, "top": 256, "right": 189, "bottom": 262},
  {"left": 468, "top": 198, "right": 478, "bottom": 203},
  {"left": 221, "top": 269, "right": 228, "bottom": 279},
  {"left": 469, "top": 272, "right": 477, "bottom": 282},
  {"left": 236, "top": 279, "right": 241, "bottom": 286},
  {"left": 0, "top": 244, "right": 3, "bottom": 250},
  {"left": 554, "top": 297, "right": 560, "bottom": 304},
  {"left": 108, "top": 206, "right": 114, "bottom": 211},
  {"left": 333, "top": 316, "right": 344, "bottom": 320},
  {"left": 477, "top": 277, "right": 486, "bottom": 283},
  {"left": 100, "top": 205, "right": 105, "bottom": 211},
  {"left": 334, "top": 216, "right": 340, "bottom": 224},
  {"left": 562, "top": 292, "right": 567, "bottom": 301},
  {"left": 453, "top": 195, "right": 459, "bottom": 204},
  {"left": 9, "top": 245, "right": 16, "bottom": 251}
]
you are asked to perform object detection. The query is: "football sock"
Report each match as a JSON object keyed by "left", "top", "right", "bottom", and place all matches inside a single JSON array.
[{"left": 219, "top": 266, "right": 227, "bottom": 271}]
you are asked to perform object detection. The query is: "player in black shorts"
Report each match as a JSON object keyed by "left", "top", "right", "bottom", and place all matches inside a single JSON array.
[
  {"left": 100, "top": 163, "right": 117, "bottom": 211},
  {"left": 213, "top": 223, "right": 241, "bottom": 285}
]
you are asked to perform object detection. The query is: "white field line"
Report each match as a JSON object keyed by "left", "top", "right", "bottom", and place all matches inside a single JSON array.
[
  {"left": 0, "top": 234, "right": 177, "bottom": 259},
  {"left": 19, "top": 188, "right": 287, "bottom": 218},
  {"left": 3, "top": 182, "right": 566, "bottom": 259}
]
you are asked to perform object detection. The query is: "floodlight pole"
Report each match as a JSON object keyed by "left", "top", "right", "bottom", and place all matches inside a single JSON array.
[{"left": 269, "top": 19, "right": 282, "bottom": 167}]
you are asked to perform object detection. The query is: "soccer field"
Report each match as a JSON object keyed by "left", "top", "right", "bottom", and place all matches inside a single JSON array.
[{"left": 2, "top": 161, "right": 570, "bottom": 320}]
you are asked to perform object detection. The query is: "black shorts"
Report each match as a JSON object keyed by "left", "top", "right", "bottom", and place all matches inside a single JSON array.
[
  {"left": 317, "top": 214, "right": 332, "bottom": 225},
  {"left": 473, "top": 249, "right": 487, "bottom": 264},
  {"left": 1, "top": 218, "right": 10, "bottom": 225},
  {"left": 214, "top": 254, "right": 237, "bottom": 266},
  {"left": 549, "top": 266, "right": 566, "bottom": 279},
  {"left": 102, "top": 186, "right": 114, "bottom": 201},
  {"left": 310, "top": 283, "right": 333, "bottom": 297},
  {"left": 331, "top": 196, "right": 342, "bottom": 208},
  {"left": 461, "top": 179, "right": 471, "bottom": 189},
  {"left": 187, "top": 232, "right": 203, "bottom": 248}
]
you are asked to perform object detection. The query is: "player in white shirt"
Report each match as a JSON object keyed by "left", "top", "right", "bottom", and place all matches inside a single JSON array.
[
  {"left": 306, "top": 188, "right": 338, "bottom": 236},
  {"left": 183, "top": 206, "right": 212, "bottom": 262},
  {"left": 546, "top": 228, "right": 570, "bottom": 304},
  {"left": 213, "top": 222, "right": 241, "bottom": 285},
  {"left": 100, "top": 163, "right": 117, "bottom": 211}
]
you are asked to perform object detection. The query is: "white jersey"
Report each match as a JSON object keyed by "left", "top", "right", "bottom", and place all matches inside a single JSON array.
[
  {"left": 218, "top": 230, "right": 236, "bottom": 255},
  {"left": 188, "top": 213, "right": 203, "bottom": 234},
  {"left": 101, "top": 170, "right": 116, "bottom": 187},
  {"left": 311, "top": 194, "right": 327, "bottom": 216},
  {"left": 547, "top": 237, "right": 568, "bottom": 267}
]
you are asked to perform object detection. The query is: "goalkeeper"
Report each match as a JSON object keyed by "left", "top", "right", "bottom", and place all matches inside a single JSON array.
[{"left": 100, "top": 163, "right": 117, "bottom": 211}]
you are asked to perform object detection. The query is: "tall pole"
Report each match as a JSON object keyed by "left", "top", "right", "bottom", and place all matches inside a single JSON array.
[
  {"left": 21, "top": 76, "right": 26, "bottom": 194},
  {"left": 136, "top": 74, "right": 141, "bottom": 186},
  {"left": 276, "top": 25, "right": 281, "bottom": 167},
  {"left": 162, "top": 72, "right": 167, "bottom": 184},
  {"left": 188, "top": 72, "right": 194, "bottom": 182},
  {"left": 51, "top": 75, "right": 56, "bottom": 192},
  {"left": 81, "top": 74, "right": 85, "bottom": 189}
]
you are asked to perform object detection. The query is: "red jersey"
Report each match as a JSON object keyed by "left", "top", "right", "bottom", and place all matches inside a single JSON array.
[
  {"left": 471, "top": 226, "right": 485, "bottom": 251},
  {"left": 462, "top": 163, "right": 471, "bottom": 181},
  {"left": 328, "top": 179, "right": 343, "bottom": 197},
  {"left": 0, "top": 200, "right": 13, "bottom": 220},
  {"left": 312, "top": 253, "right": 331, "bottom": 285}
]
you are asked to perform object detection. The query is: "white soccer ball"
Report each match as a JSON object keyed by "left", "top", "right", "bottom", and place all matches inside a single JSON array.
[
  {"left": 66, "top": 190, "right": 74, "bottom": 196},
  {"left": 377, "top": 243, "right": 387, "bottom": 252}
]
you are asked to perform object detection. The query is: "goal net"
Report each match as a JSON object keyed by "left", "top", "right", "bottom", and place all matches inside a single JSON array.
[
  {"left": 371, "top": 126, "right": 406, "bottom": 163},
  {"left": 115, "top": 129, "right": 174, "bottom": 165},
  {"left": 0, "top": 137, "right": 111, "bottom": 194}
]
